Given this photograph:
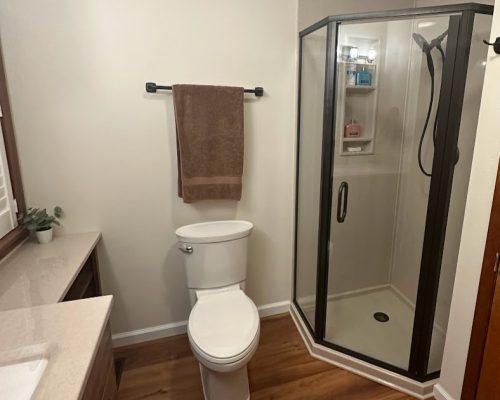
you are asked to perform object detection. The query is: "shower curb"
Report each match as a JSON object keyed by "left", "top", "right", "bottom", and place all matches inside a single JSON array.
[{"left": 289, "top": 303, "right": 437, "bottom": 399}]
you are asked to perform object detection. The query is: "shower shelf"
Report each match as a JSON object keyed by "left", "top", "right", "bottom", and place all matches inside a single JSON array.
[
  {"left": 341, "top": 149, "right": 374, "bottom": 156},
  {"left": 337, "top": 36, "right": 380, "bottom": 157},
  {"left": 339, "top": 60, "right": 377, "bottom": 67},
  {"left": 343, "top": 137, "right": 373, "bottom": 142},
  {"left": 346, "top": 85, "right": 376, "bottom": 92}
]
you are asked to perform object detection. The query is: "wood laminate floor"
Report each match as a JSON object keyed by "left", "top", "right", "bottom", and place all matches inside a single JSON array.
[{"left": 114, "top": 314, "right": 418, "bottom": 400}]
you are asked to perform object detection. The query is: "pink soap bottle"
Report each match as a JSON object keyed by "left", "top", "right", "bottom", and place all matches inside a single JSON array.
[{"left": 344, "top": 120, "right": 362, "bottom": 138}]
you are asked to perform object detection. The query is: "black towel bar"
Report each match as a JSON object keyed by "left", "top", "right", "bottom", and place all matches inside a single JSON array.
[{"left": 145, "top": 82, "right": 264, "bottom": 97}]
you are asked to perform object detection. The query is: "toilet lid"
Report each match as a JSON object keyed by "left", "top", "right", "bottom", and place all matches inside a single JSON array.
[{"left": 188, "top": 290, "right": 259, "bottom": 360}]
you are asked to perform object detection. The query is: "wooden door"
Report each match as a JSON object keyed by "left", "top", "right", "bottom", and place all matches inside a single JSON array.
[
  {"left": 462, "top": 161, "right": 500, "bottom": 399},
  {"left": 476, "top": 270, "right": 500, "bottom": 399}
]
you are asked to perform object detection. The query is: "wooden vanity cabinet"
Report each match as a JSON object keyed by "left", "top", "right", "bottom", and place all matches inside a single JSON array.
[
  {"left": 81, "top": 323, "right": 117, "bottom": 400},
  {"left": 61, "top": 246, "right": 119, "bottom": 398},
  {"left": 63, "top": 249, "right": 102, "bottom": 301}
]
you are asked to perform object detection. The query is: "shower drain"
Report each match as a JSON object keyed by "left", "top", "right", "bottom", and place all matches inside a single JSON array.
[{"left": 373, "top": 312, "right": 390, "bottom": 323}]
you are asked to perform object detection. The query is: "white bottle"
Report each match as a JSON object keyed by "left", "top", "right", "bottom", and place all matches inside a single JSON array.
[{"left": 346, "top": 63, "right": 356, "bottom": 86}]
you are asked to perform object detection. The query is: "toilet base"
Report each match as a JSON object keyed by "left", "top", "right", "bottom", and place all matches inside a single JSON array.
[{"left": 199, "top": 363, "right": 250, "bottom": 400}]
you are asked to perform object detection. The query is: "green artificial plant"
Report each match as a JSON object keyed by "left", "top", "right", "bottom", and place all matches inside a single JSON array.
[{"left": 18, "top": 206, "right": 63, "bottom": 232}]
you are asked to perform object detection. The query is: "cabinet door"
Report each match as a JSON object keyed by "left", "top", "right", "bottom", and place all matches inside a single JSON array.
[
  {"left": 101, "top": 357, "right": 118, "bottom": 400},
  {"left": 82, "top": 324, "right": 117, "bottom": 400}
]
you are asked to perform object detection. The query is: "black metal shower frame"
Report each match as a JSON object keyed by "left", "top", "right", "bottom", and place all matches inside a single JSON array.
[{"left": 293, "top": 3, "right": 494, "bottom": 382}]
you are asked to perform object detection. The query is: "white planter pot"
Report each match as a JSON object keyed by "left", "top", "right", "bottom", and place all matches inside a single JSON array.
[{"left": 35, "top": 228, "right": 53, "bottom": 244}]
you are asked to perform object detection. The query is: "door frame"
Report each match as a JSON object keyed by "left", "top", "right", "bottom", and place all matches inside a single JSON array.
[{"left": 461, "top": 160, "right": 500, "bottom": 399}]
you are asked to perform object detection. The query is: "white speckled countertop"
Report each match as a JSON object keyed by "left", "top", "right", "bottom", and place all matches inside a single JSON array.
[
  {"left": 0, "top": 295, "right": 113, "bottom": 400},
  {"left": 0, "top": 232, "right": 112, "bottom": 399},
  {"left": 0, "top": 232, "right": 101, "bottom": 311}
]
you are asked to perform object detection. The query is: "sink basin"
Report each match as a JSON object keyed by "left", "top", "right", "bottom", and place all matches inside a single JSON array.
[{"left": 0, "top": 344, "right": 49, "bottom": 399}]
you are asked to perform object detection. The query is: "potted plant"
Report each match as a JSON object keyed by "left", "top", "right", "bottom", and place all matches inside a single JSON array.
[{"left": 18, "top": 206, "right": 63, "bottom": 244}]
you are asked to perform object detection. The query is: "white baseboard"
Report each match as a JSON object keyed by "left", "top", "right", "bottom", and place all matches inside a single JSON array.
[
  {"left": 112, "top": 319, "right": 188, "bottom": 348},
  {"left": 433, "top": 384, "right": 455, "bottom": 400},
  {"left": 112, "top": 300, "right": 290, "bottom": 348},
  {"left": 256, "top": 300, "right": 290, "bottom": 318}
]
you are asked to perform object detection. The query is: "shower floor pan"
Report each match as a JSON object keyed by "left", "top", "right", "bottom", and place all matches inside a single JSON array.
[
  {"left": 325, "top": 286, "right": 445, "bottom": 372},
  {"left": 294, "top": 286, "right": 445, "bottom": 399}
]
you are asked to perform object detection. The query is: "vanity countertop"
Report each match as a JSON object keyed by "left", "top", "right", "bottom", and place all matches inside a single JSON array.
[
  {"left": 0, "top": 295, "right": 113, "bottom": 400},
  {"left": 0, "top": 232, "right": 101, "bottom": 311}
]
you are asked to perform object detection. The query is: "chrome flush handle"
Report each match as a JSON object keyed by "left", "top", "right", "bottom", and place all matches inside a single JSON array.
[{"left": 178, "top": 245, "right": 193, "bottom": 254}]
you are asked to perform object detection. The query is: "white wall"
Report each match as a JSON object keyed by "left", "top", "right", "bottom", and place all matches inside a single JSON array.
[
  {"left": 0, "top": 0, "right": 298, "bottom": 335},
  {"left": 435, "top": 3, "right": 500, "bottom": 399}
]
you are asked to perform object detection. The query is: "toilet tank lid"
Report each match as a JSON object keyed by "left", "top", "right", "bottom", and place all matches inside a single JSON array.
[{"left": 176, "top": 220, "right": 253, "bottom": 243}]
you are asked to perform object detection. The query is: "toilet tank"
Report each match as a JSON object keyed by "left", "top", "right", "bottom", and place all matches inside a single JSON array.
[{"left": 176, "top": 220, "right": 253, "bottom": 290}]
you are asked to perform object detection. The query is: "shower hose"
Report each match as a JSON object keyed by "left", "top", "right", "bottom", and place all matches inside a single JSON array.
[{"left": 417, "top": 44, "right": 446, "bottom": 177}]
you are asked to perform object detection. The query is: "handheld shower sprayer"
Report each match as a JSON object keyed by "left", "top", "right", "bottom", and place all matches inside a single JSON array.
[
  {"left": 412, "top": 33, "right": 435, "bottom": 75},
  {"left": 413, "top": 29, "right": 449, "bottom": 177}
]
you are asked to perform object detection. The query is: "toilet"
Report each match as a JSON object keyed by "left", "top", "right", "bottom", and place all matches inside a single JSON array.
[{"left": 176, "top": 220, "right": 259, "bottom": 400}]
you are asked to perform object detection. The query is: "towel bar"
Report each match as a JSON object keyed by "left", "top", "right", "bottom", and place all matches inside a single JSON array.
[{"left": 145, "top": 82, "right": 264, "bottom": 97}]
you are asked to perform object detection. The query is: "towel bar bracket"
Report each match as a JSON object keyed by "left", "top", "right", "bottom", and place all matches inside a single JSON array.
[{"left": 145, "top": 82, "right": 264, "bottom": 97}]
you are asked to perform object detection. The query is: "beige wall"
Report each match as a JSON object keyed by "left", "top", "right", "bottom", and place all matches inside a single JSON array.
[
  {"left": 0, "top": 0, "right": 298, "bottom": 334},
  {"left": 435, "top": 3, "right": 500, "bottom": 399}
]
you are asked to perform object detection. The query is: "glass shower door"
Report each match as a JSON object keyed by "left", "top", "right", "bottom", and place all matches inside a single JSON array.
[
  {"left": 325, "top": 15, "right": 455, "bottom": 371},
  {"left": 294, "top": 25, "right": 328, "bottom": 332}
]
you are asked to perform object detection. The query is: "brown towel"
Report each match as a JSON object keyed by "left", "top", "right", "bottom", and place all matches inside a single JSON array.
[{"left": 172, "top": 84, "right": 244, "bottom": 203}]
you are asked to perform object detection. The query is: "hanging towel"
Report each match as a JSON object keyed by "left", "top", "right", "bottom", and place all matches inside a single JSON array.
[{"left": 172, "top": 84, "right": 244, "bottom": 203}]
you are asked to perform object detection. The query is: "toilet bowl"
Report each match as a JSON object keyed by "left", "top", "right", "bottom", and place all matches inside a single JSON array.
[
  {"left": 188, "top": 286, "right": 260, "bottom": 399},
  {"left": 176, "top": 220, "right": 258, "bottom": 400}
]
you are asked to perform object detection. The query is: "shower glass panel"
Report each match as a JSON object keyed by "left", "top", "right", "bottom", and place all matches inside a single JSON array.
[
  {"left": 325, "top": 15, "right": 453, "bottom": 371},
  {"left": 427, "top": 11, "right": 492, "bottom": 374},
  {"left": 294, "top": 26, "right": 328, "bottom": 331}
]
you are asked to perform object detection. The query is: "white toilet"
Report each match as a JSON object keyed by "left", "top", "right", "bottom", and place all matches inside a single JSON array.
[{"left": 176, "top": 220, "right": 259, "bottom": 400}]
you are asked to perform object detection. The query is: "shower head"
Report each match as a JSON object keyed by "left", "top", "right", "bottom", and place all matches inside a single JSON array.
[
  {"left": 413, "top": 32, "right": 435, "bottom": 76},
  {"left": 412, "top": 33, "right": 430, "bottom": 52},
  {"left": 413, "top": 30, "right": 448, "bottom": 53}
]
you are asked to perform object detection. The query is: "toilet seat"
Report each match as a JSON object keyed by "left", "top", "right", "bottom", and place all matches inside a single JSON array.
[{"left": 188, "top": 289, "right": 260, "bottom": 365}]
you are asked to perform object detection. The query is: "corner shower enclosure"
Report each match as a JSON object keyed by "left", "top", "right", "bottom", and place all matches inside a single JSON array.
[{"left": 293, "top": 3, "right": 493, "bottom": 385}]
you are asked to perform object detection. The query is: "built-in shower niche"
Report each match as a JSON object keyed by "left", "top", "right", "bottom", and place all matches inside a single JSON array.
[{"left": 337, "top": 36, "right": 379, "bottom": 156}]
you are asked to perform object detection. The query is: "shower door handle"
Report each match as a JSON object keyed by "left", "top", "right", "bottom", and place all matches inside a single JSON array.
[{"left": 337, "top": 181, "right": 348, "bottom": 223}]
